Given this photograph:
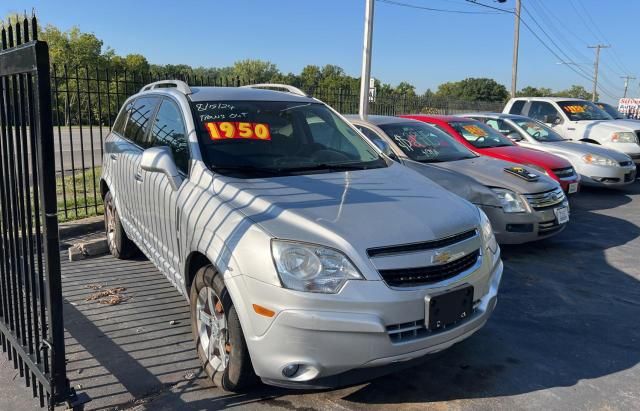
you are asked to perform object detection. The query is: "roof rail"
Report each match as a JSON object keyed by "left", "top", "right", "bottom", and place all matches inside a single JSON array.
[
  {"left": 241, "top": 83, "right": 308, "bottom": 97},
  {"left": 139, "top": 80, "right": 192, "bottom": 95}
]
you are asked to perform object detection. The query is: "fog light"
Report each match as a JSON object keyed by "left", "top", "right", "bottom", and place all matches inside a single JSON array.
[{"left": 282, "top": 364, "right": 300, "bottom": 378}]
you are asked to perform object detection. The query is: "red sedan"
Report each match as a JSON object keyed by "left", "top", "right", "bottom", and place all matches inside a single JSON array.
[{"left": 400, "top": 115, "right": 580, "bottom": 193}]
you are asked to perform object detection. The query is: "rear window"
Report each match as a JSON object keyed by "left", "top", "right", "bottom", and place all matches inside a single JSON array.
[
  {"left": 192, "top": 100, "right": 385, "bottom": 177},
  {"left": 509, "top": 100, "right": 526, "bottom": 114}
]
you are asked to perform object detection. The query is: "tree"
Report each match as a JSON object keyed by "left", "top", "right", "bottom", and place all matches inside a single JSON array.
[
  {"left": 555, "top": 84, "right": 594, "bottom": 100},
  {"left": 231, "top": 59, "right": 280, "bottom": 83},
  {"left": 395, "top": 81, "right": 416, "bottom": 96},
  {"left": 435, "top": 78, "right": 509, "bottom": 102},
  {"left": 517, "top": 86, "right": 553, "bottom": 97}
]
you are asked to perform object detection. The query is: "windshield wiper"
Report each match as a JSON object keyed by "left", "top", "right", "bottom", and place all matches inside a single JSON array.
[{"left": 276, "top": 163, "right": 370, "bottom": 173}]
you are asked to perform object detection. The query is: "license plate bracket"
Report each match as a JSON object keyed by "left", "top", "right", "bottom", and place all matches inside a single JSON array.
[
  {"left": 554, "top": 206, "right": 569, "bottom": 224},
  {"left": 425, "top": 285, "right": 474, "bottom": 330}
]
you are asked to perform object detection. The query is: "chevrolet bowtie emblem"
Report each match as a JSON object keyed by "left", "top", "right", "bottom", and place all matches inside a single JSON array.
[{"left": 432, "top": 250, "right": 465, "bottom": 265}]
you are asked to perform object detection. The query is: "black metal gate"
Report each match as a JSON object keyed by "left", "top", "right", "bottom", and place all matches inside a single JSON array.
[{"left": 0, "top": 15, "right": 84, "bottom": 410}]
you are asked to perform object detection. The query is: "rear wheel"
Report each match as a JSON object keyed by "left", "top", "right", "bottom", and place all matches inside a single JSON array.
[
  {"left": 190, "top": 265, "right": 256, "bottom": 391},
  {"left": 104, "top": 191, "right": 139, "bottom": 259}
]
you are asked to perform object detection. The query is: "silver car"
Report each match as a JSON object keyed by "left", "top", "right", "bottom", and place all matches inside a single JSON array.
[
  {"left": 101, "top": 81, "right": 502, "bottom": 391},
  {"left": 347, "top": 115, "right": 570, "bottom": 244},
  {"left": 465, "top": 113, "right": 637, "bottom": 187}
]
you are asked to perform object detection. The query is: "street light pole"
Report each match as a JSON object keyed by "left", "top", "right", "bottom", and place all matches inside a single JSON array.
[
  {"left": 588, "top": 44, "right": 610, "bottom": 102},
  {"left": 359, "top": 0, "right": 375, "bottom": 120},
  {"left": 511, "top": 0, "right": 521, "bottom": 98}
]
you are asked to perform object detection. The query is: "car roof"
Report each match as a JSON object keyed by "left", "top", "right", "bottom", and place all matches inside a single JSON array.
[
  {"left": 144, "top": 86, "right": 318, "bottom": 103},
  {"left": 402, "top": 114, "right": 471, "bottom": 122},
  {"left": 461, "top": 112, "right": 531, "bottom": 121},
  {"left": 344, "top": 114, "right": 424, "bottom": 126},
  {"left": 511, "top": 97, "right": 587, "bottom": 103}
]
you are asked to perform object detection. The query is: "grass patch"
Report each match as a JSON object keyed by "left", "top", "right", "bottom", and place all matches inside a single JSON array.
[{"left": 56, "top": 167, "right": 103, "bottom": 222}]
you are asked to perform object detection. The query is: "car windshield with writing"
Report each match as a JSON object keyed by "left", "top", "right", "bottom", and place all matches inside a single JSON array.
[
  {"left": 513, "top": 119, "right": 565, "bottom": 142},
  {"left": 557, "top": 101, "right": 612, "bottom": 121},
  {"left": 379, "top": 122, "right": 477, "bottom": 162},
  {"left": 449, "top": 121, "right": 515, "bottom": 149},
  {"left": 192, "top": 101, "right": 386, "bottom": 177}
]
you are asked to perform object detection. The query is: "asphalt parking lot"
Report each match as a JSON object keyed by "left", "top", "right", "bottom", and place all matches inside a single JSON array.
[{"left": 4, "top": 182, "right": 640, "bottom": 411}]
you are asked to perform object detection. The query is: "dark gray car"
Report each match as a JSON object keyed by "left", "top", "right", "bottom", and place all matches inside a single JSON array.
[{"left": 347, "top": 115, "right": 569, "bottom": 244}]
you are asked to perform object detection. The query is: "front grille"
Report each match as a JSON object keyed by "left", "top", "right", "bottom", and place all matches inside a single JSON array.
[
  {"left": 524, "top": 187, "right": 565, "bottom": 210},
  {"left": 635, "top": 131, "right": 640, "bottom": 144},
  {"left": 367, "top": 229, "right": 477, "bottom": 257},
  {"left": 378, "top": 250, "right": 480, "bottom": 287},
  {"left": 619, "top": 160, "right": 633, "bottom": 167},
  {"left": 630, "top": 153, "right": 640, "bottom": 160},
  {"left": 624, "top": 172, "right": 634, "bottom": 182},
  {"left": 552, "top": 166, "right": 576, "bottom": 179}
]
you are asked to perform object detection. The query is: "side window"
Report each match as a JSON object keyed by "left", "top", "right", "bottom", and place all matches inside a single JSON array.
[
  {"left": 124, "top": 97, "right": 161, "bottom": 148},
  {"left": 508, "top": 100, "right": 526, "bottom": 114},
  {"left": 151, "top": 99, "right": 189, "bottom": 173},
  {"left": 112, "top": 101, "right": 132, "bottom": 135},
  {"left": 485, "top": 119, "right": 517, "bottom": 135},
  {"left": 528, "top": 101, "right": 562, "bottom": 123},
  {"left": 355, "top": 125, "right": 386, "bottom": 146},
  {"left": 305, "top": 114, "right": 358, "bottom": 157}
]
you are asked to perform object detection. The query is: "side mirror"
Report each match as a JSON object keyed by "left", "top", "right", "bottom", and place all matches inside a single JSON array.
[
  {"left": 140, "top": 146, "right": 183, "bottom": 190},
  {"left": 372, "top": 139, "right": 397, "bottom": 160},
  {"left": 507, "top": 131, "right": 523, "bottom": 142}
]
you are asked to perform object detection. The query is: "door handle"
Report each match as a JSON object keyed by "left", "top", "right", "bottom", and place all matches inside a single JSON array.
[
  {"left": 134, "top": 172, "right": 143, "bottom": 183},
  {"left": 110, "top": 153, "right": 118, "bottom": 161},
  {"left": 567, "top": 127, "right": 576, "bottom": 131}
]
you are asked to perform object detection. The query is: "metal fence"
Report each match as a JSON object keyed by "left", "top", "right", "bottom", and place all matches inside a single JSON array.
[
  {"left": 49, "top": 66, "right": 503, "bottom": 220},
  {"left": 0, "top": 15, "right": 84, "bottom": 410}
]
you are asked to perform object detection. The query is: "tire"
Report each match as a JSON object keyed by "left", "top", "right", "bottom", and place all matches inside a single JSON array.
[
  {"left": 104, "top": 191, "right": 139, "bottom": 259},
  {"left": 190, "top": 265, "right": 256, "bottom": 391}
]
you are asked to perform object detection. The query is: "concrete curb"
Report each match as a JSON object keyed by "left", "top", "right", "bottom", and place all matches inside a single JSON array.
[{"left": 58, "top": 216, "right": 104, "bottom": 240}]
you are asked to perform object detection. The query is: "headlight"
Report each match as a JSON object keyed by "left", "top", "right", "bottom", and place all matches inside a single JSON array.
[
  {"left": 523, "top": 163, "right": 548, "bottom": 175},
  {"left": 271, "top": 240, "right": 363, "bottom": 293},
  {"left": 611, "top": 132, "right": 638, "bottom": 143},
  {"left": 582, "top": 153, "right": 618, "bottom": 167},
  {"left": 491, "top": 188, "right": 528, "bottom": 213},
  {"left": 479, "top": 208, "right": 498, "bottom": 254}
]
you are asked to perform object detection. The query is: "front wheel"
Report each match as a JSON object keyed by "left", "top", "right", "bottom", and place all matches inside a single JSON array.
[
  {"left": 104, "top": 191, "right": 139, "bottom": 259},
  {"left": 190, "top": 265, "right": 256, "bottom": 391}
]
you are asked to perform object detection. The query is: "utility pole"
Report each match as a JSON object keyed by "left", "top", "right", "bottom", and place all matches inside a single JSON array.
[
  {"left": 621, "top": 75, "right": 636, "bottom": 98},
  {"left": 587, "top": 44, "right": 610, "bottom": 102},
  {"left": 359, "top": 0, "right": 375, "bottom": 120},
  {"left": 511, "top": 0, "right": 521, "bottom": 98}
]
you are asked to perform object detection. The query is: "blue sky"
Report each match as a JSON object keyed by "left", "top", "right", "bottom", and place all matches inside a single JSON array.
[{"left": 3, "top": 0, "right": 638, "bottom": 102}]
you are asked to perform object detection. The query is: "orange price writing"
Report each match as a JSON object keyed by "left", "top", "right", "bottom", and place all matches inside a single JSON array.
[
  {"left": 562, "top": 105, "right": 586, "bottom": 114},
  {"left": 205, "top": 122, "right": 271, "bottom": 141},
  {"left": 462, "top": 125, "right": 487, "bottom": 137}
]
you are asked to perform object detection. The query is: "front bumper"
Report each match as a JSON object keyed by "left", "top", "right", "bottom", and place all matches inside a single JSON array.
[
  {"left": 227, "top": 250, "right": 502, "bottom": 388},
  {"left": 482, "top": 203, "right": 568, "bottom": 245},
  {"left": 578, "top": 164, "right": 637, "bottom": 187}
]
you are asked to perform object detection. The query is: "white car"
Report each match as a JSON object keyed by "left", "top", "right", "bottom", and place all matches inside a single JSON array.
[{"left": 504, "top": 97, "right": 640, "bottom": 163}]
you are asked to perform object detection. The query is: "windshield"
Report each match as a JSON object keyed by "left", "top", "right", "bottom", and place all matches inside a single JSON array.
[
  {"left": 597, "top": 102, "right": 626, "bottom": 119},
  {"left": 514, "top": 119, "right": 565, "bottom": 142},
  {"left": 557, "top": 101, "right": 613, "bottom": 121},
  {"left": 379, "top": 122, "right": 476, "bottom": 162},
  {"left": 449, "top": 121, "right": 515, "bottom": 148},
  {"left": 193, "top": 101, "right": 386, "bottom": 177}
]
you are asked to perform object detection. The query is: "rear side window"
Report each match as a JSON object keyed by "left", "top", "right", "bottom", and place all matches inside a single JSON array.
[
  {"left": 528, "top": 101, "right": 560, "bottom": 122},
  {"left": 124, "top": 97, "right": 161, "bottom": 148},
  {"left": 508, "top": 100, "right": 526, "bottom": 114},
  {"left": 112, "top": 101, "right": 132, "bottom": 135},
  {"left": 152, "top": 99, "right": 189, "bottom": 173}
]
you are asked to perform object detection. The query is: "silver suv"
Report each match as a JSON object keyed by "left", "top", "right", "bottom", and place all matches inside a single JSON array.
[{"left": 101, "top": 81, "right": 503, "bottom": 391}]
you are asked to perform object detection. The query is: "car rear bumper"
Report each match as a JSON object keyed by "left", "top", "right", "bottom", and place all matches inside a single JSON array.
[
  {"left": 483, "top": 203, "right": 568, "bottom": 245},
  {"left": 228, "top": 252, "right": 502, "bottom": 388}
]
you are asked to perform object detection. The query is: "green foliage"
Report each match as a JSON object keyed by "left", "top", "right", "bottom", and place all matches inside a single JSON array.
[
  {"left": 435, "top": 78, "right": 510, "bottom": 102},
  {"left": 555, "top": 84, "right": 594, "bottom": 100},
  {"left": 517, "top": 84, "right": 595, "bottom": 100},
  {"left": 517, "top": 86, "right": 554, "bottom": 97}
]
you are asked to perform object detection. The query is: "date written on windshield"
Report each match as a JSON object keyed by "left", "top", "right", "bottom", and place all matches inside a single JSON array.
[{"left": 205, "top": 121, "right": 272, "bottom": 141}]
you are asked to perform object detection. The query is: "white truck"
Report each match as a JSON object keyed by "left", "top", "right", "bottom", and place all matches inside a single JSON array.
[{"left": 504, "top": 97, "right": 640, "bottom": 163}]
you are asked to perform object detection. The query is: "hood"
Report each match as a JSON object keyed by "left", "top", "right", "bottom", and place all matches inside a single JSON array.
[
  {"left": 218, "top": 163, "right": 480, "bottom": 254},
  {"left": 403, "top": 160, "right": 501, "bottom": 207},
  {"left": 545, "top": 141, "right": 632, "bottom": 162},
  {"left": 482, "top": 145, "right": 571, "bottom": 169},
  {"left": 424, "top": 156, "right": 561, "bottom": 195}
]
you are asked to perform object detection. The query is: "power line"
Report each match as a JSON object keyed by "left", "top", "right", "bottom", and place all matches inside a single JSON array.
[{"left": 376, "top": 0, "right": 501, "bottom": 14}]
